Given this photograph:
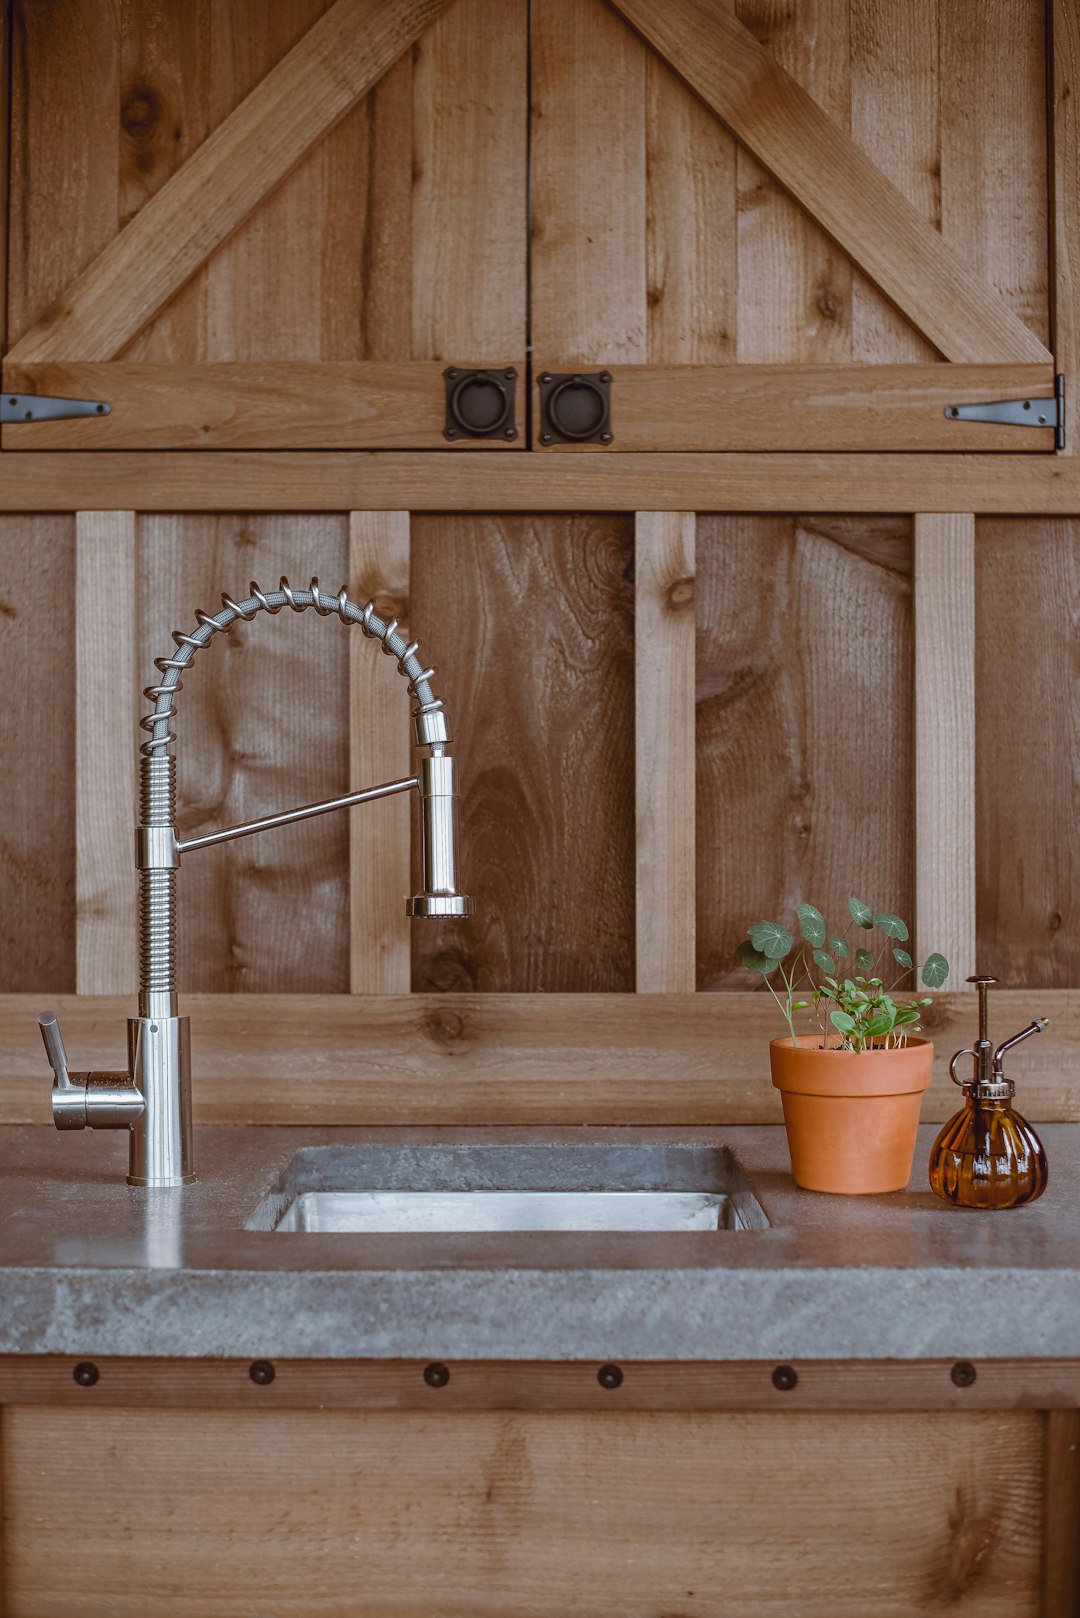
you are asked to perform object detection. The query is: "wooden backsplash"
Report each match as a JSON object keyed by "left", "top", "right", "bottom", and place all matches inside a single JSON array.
[{"left": 3, "top": 511, "right": 1076, "bottom": 998}]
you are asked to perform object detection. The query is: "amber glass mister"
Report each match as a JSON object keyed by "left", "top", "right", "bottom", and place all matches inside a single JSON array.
[{"left": 929, "top": 975, "right": 1048, "bottom": 1210}]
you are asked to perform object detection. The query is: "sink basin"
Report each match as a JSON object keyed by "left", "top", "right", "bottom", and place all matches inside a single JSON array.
[
  {"left": 247, "top": 1143, "right": 769, "bottom": 1233},
  {"left": 274, "top": 1190, "right": 735, "bottom": 1233}
]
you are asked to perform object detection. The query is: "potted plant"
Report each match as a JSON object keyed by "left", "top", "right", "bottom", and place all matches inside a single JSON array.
[{"left": 737, "top": 900, "right": 949, "bottom": 1194}]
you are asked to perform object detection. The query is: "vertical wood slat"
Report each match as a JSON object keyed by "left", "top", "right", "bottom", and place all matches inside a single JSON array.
[
  {"left": 941, "top": 0, "right": 1051, "bottom": 352},
  {"left": 0, "top": 1404, "right": 5, "bottom": 1618},
  {"left": 848, "top": 0, "right": 938, "bottom": 364},
  {"left": 530, "top": 0, "right": 647, "bottom": 365},
  {"left": 635, "top": 512, "right": 695, "bottom": 992},
  {"left": 76, "top": 512, "right": 138, "bottom": 995},
  {"left": 349, "top": 512, "right": 411, "bottom": 994},
  {"left": 1042, "top": 1410, "right": 1080, "bottom": 1617},
  {"left": 1053, "top": 0, "right": 1080, "bottom": 456},
  {"left": 913, "top": 514, "right": 975, "bottom": 986},
  {"left": 734, "top": 0, "right": 853, "bottom": 365},
  {"left": 411, "top": 0, "right": 528, "bottom": 361}
]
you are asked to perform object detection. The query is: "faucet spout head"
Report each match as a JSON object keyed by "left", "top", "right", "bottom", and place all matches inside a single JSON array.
[
  {"left": 407, "top": 753, "right": 472, "bottom": 919},
  {"left": 407, "top": 893, "right": 473, "bottom": 918}
]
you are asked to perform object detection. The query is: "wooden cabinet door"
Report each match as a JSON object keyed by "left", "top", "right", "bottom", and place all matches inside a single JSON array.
[
  {"left": 529, "top": 0, "right": 1058, "bottom": 453},
  {"left": 2, "top": 0, "right": 528, "bottom": 449}
]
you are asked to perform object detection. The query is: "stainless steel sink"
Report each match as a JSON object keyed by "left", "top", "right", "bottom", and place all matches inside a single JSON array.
[{"left": 247, "top": 1143, "right": 769, "bottom": 1233}]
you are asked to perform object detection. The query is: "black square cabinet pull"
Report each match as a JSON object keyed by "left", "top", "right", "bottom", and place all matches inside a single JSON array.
[{"left": 443, "top": 368, "right": 517, "bottom": 440}]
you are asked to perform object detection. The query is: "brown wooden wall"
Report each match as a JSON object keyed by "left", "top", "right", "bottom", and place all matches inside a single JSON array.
[
  {"left": 4, "top": 513, "right": 1076, "bottom": 998},
  {"left": 0, "top": 0, "right": 1077, "bottom": 1122}
]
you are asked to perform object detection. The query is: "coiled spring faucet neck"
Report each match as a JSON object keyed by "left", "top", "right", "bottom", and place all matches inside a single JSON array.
[{"left": 141, "top": 574, "right": 449, "bottom": 758}]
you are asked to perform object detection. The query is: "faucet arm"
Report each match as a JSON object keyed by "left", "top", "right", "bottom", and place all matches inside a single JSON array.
[{"left": 173, "top": 775, "right": 419, "bottom": 856}]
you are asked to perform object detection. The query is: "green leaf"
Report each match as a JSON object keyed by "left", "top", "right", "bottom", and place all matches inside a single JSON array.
[
  {"left": 892, "top": 948, "right": 913, "bottom": 971},
  {"left": 863, "top": 1013, "right": 894, "bottom": 1039},
  {"left": 830, "top": 1010, "right": 857, "bottom": 1034},
  {"left": 849, "top": 897, "right": 874, "bottom": 930},
  {"left": 874, "top": 912, "right": 909, "bottom": 941},
  {"left": 894, "top": 1008, "right": 921, "bottom": 1026},
  {"left": 812, "top": 949, "right": 836, "bottom": 975},
  {"left": 795, "top": 903, "right": 826, "bottom": 948},
  {"left": 736, "top": 939, "right": 778, "bottom": 976},
  {"left": 855, "top": 948, "right": 875, "bottom": 974},
  {"left": 921, "top": 952, "right": 950, "bottom": 989},
  {"left": 748, "top": 920, "right": 793, "bottom": 961},
  {"left": 829, "top": 936, "right": 850, "bottom": 959},
  {"left": 791, "top": 1000, "right": 810, "bottom": 1011}
]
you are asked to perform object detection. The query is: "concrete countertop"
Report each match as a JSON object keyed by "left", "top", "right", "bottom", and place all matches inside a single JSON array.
[{"left": 1, "top": 1122, "right": 1078, "bottom": 1361}]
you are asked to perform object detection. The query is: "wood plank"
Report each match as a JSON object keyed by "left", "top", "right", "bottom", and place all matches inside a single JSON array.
[
  {"left": 734, "top": 0, "right": 853, "bottom": 365},
  {"left": 349, "top": 512, "right": 412, "bottom": 994},
  {"left": 848, "top": 0, "right": 939, "bottom": 364},
  {"left": 1043, "top": 1410, "right": 1080, "bottom": 1618},
  {"left": 696, "top": 515, "right": 914, "bottom": 993},
  {"left": 1, "top": 990, "right": 1077, "bottom": 1125},
  {"left": 635, "top": 512, "right": 695, "bottom": 992},
  {"left": 2, "top": 1407, "right": 1042, "bottom": 1617},
  {"left": 645, "top": 46, "right": 736, "bottom": 363},
  {"left": 136, "top": 514, "right": 351, "bottom": 994},
  {"left": 914, "top": 514, "right": 976, "bottom": 986},
  {"left": 976, "top": 519, "right": 1080, "bottom": 989},
  {"left": 411, "top": 0, "right": 527, "bottom": 360},
  {"left": 0, "top": 1, "right": 11, "bottom": 364},
  {"left": 1, "top": 452, "right": 1080, "bottom": 513},
  {"left": 117, "top": 0, "right": 210, "bottom": 365},
  {"left": 75, "top": 513, "right": 137, "bottom": 995},
  {"left": 1053, "top": 0, "right": 1080, "bottom": 456},
  {"left": 528, "top": 363, "right": 1056, "bottom": 452},
  {"left": 941, "top": 0, "right": 1050, "bottom": 352},
  {"left": 609, "top": 0, "right": 1052, "bottom": 365},
  {"left": 1, "top": 363, "right": 524, "bottom": 450},
  {"left": 2, "top": 1356, "right": 1080, "bottom": 1413},
  {"left": 5, "top": 0, "right": 457, "bottom": 366},
  {"left": 6, "top": 0, "right": 121, "bottom": 349},
  {"left": 409, "top": 515, "right": 636, "bottom": 993},
  {"left": 0, "top": 519, "right": 76, "bottom": 994},
  {"left": 202, "top": 0, "right": 362, "bottom": 366},
  {"left": 530, "top": 0, "right": 647, "bottom": 363}
]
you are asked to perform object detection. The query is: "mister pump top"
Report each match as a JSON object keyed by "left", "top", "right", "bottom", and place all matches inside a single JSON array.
[{"left": 928, "top": 976, "right": 1048, "bottom": 1209}]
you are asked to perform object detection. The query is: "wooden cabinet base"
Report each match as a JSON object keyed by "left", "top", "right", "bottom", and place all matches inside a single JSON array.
[
  {"left": 0, "top": 1404, "right": 1050, "bottom": 1616},
  {"left": 0, "top": 1359, "right": 1077, "bottom": 1615}
]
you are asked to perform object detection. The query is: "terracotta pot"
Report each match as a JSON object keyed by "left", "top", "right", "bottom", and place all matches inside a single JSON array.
[{"left": 769, "top": 1035, "right": 934, "bottom": 1195}]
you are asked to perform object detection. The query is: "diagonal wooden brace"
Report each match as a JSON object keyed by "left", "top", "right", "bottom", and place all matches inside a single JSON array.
[
  {"left": 5, "top": 0, "right": 458, "bottom": 365},
  {"left": 611, "top": 0, "right": 1053, "bottom": 366}
]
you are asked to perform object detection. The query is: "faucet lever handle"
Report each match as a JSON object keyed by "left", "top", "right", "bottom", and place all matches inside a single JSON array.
[
  {"left": 38, "top": 1010, "right": 90, "bottom": 1129},
  {"left": 38, "top": 1011, "right": 74, "bottom": 1091}
]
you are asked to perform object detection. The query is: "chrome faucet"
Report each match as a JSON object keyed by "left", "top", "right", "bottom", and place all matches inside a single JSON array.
[{"left": 37, "top": 575, "right": 470, "bottom": 1187}]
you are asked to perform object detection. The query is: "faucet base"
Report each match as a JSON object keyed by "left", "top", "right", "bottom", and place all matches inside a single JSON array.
[{"left": 127, "top": 1016, "right": 195, "bottom": 1188}]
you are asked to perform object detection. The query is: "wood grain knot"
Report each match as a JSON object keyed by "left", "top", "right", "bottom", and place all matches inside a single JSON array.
[
  {"left": 121, "top": 83, "right": 167, "bottom": 168},
  {"left": 665, "top": 577, "right": 695, "bottom": 612},
  {"left": 814, "top": 284, "right": 842, "bottom": 324},
  {"left": 934, "top": 1485, "right": 998, "bottom": 1601},
  {"left": 422, "top": 1008, "right": 467, "bottom": 1050},
  {"left": 367, "top": 589, "right": 409, "bottom": 623}
]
